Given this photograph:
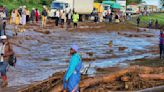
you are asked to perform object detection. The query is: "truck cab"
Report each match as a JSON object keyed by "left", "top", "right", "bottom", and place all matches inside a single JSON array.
[{"left": 48, "top": 0, "right": 70, "bottom": 18}]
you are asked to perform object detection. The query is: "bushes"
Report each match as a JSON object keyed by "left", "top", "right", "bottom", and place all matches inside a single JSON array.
[{"left": 0, "top": 0, "right": 53, "bottom": 11}]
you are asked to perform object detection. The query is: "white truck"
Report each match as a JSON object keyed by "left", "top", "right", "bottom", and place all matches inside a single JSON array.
[{"left": 48, "top": 0, "right": 94, "bottom": 20}]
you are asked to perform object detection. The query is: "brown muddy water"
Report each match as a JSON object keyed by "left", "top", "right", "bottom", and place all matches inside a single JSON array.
[{"left": 0, "top": 24, "right": 160, "bottom": 90}]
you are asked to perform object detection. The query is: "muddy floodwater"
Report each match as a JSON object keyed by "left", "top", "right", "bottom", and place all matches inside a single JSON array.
[{"left": 3, "top": 25, "right": 160, "bottom": 88}]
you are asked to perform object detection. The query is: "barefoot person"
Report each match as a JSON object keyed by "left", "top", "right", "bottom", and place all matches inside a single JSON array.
[
  {"left": 0, "top": 35, "right": 14, "bottom": 87},
  {"left": 63, "top": 44, "right": 83, "bottom": 92}
]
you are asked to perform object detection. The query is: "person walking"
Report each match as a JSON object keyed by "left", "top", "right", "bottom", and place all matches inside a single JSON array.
[
  {"left": 159, "top": 31, "right": 164, "bottom": 59},
  {"left": 41, "top": 6, "right": 48, "bottom": 27},
  {"left": 12, "top": 9, "right": 20, "bottom": 36},
  {"left": 0, "top": 35, "right": 14, "bottom": 87},
  {"left": 109, "top": 13, "right": 113, "bottom": 23},
  {"left": 21, "top": 6, "right": 26, "bottom": 26},
  {"left": 10, "top": 9, "right": 18, "bottom": 36},
  {"left": 31, "top": 8, "right": 35, "bottom": 23},
  {"left": 26, "top": 8, "right": 30, "bottom": 23},
  {"left": 55, "top": 9, "right": 60, "bottom": 26},
  {"left": 3, "top": 6, "right": 8, "bottom": 19},
  {"left": 0, "top": 18, "right": 3, "bottom": 36},
  {"left": 72, "top": 12, "right": 79, "bottom": 28},
  {"left": 105, "top": 11, "right": 110, "bottom": 23},
  {"left": 18, "top": 6, "right": 22, "bottom": 25},
  {"left": 0, "top": 9, "right": 7, "bottom": 35},
  {"left": 15, "top": 9, "right": 20, "bottom": 25},
  {"left": 67, "top": 10, "right": 72, "bottom": 28},
  {"left": 63, "top": 44, "right": 83, "bottom": 92},
  {"left": 137, "top": 17, "right": 140, "bottom": 27},
  {"left": 115, "top": 14, "right": 119, "bottom": 23},
  {"left": 60, "top": 11, "right": 66, "bottom": 28},
  {"left": 92, "top": 8, "right": 98, "bottom": 23},
  {"left": 11, "top": 9, "right": 16, "bottom": 24},
  {"left": 148, "top": 19, "right": 153, "bottom": 29},
  {"left": 155, "top": 19, "right": 159, "bottom": 29},
  {"left": 18, "top": 6, "right": 22, "bottom": 17}
]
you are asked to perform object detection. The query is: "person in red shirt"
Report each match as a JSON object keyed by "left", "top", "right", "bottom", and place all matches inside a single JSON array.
[{"left": 35, "top": 8, "right": 39, "bottom": 23}]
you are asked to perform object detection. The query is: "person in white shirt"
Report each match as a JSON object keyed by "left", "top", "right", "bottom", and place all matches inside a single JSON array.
[
  {"left": 0, "top": 35, "right": 14, "bottom": 88},
  {"left": 55, "top": 9, "right": 60, "bottom": 26}
]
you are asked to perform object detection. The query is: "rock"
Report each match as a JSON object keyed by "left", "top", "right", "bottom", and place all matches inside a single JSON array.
[
  {"left": 82, "top": 58, "right": 96, "bottom": 62},
  {"left": 44, "top": 31, "right": 50, "bottom": 34},
  {"left": 119, "top": 47, "right": 127, "bottom": 51},
  {"left": 86, "top": 52, "right": 94, "bottom": 57}
]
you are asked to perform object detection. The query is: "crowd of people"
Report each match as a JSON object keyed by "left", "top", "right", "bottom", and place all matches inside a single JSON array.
[
  {"left": 9, "top": 5, "right": 80, "bottom": 30},
  {"left": 53, "top": 9, "right": 80, "bottom": 28},
  {"left": 91, "top": 8, "right": 126, "bottom": 23},
  {"left": 9, "top": 6, "right": 48, "bottom": 27},
  {"left": 0, "top": 4, "right": 163, "bottom": 91}
]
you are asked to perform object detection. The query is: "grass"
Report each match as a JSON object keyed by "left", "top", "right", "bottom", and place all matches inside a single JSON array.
[
  {"left": 128, "top": 13, "right": 164, "bottom": 28},
  {"left": 140, "top": 13, "right": 164, "bottom": 26}
]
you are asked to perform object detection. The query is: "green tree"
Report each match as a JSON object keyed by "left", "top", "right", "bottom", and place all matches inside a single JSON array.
[
  {"left": 94, "top": 0, "right": 104, "bottom": 3},
  {"left": 94, "top": 0, "right": 142, "bottom": 4},
  {"left": 160, "top": 0, "right": 164, "bottom": 7},
  {"left": 126, "top": 0, "right": 142, "bottom": 5}
]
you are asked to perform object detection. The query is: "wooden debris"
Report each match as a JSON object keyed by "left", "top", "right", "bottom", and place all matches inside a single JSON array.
[
  {"left": 19, "top": 73, "right": 64, "bottom": 92},
  {"left": 139, "top": 74, "right": 164, "bottom": 80},
  {"left": 19, "top": 66, "right": 164, "bottom": 92},
  {"left": 121, "top": 76, "right": 130, "bottom": 82},
  {"left": 82, "top": 58, "right": 96, "bottom": 62}
]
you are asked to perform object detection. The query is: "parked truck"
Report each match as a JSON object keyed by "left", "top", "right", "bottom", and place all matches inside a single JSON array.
[
  {"left": 126, "top": 4, "right": 140, "bottom": 14},
  {"left": 48, "top": 0, "right": 94, "bottom": 20}
]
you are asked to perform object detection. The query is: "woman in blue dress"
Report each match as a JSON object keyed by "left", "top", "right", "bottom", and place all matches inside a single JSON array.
[{"left": 63, "top": 44, "right": 82, "bottom": 92}]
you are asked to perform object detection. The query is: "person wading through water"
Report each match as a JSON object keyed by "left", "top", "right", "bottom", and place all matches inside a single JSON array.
[
  {"left": 0, "top": 35, "right": 14, "bottom": 87},
  {"left": 63, "top": 44, "right": 83, "bottom": 92}
]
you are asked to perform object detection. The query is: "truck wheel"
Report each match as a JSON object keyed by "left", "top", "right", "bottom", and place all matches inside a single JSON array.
[{"left": 79, "top": 15, "right": 85, "bottom": 22}]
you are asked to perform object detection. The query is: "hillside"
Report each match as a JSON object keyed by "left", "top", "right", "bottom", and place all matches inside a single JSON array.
[{"left": 0, "top": 0, "right": 53, "bottom": 11}]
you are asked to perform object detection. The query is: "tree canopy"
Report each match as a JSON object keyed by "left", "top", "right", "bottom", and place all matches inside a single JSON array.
[{"left": 94, "top": 0, "right": 142, "bottom": 5}]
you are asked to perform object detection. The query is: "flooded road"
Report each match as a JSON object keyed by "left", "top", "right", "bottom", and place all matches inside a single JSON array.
[{"left": 4, "top": 25, "right": 160, "bottom": 87}]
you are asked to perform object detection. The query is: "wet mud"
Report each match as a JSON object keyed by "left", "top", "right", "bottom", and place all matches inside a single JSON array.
[{"left": 0, "top": 22, "right": 161, "bottom": 91}]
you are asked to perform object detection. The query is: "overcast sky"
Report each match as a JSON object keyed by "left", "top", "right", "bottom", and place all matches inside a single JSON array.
[{"left": 143, "top": 0, "right": 162, "bottom": 8}]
